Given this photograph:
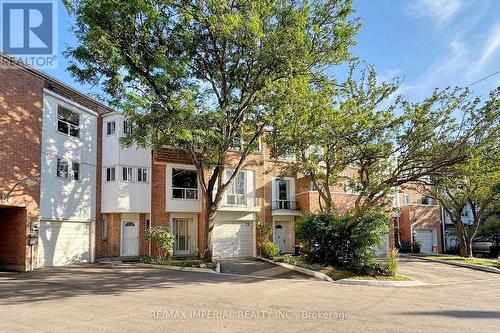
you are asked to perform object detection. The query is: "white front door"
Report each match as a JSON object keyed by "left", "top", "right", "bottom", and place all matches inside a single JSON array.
[
  {"left": 173, "top": 218, "right": 191, "bottom": 256},
  {"left": 121, "top": 221, "right": 139, "bottom": 256},
  {"left": 274, "top": 224, "right": 286, "bottom": 253}
]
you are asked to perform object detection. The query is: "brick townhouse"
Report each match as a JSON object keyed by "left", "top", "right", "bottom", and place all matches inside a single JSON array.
[
  {"left": 0, "top": 52, "right": 443, "bottom": 271},
  {"left": 0, "top": 52, "right": 110, "bottom": 271}
]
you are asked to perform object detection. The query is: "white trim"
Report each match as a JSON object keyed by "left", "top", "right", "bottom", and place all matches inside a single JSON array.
[{"left": 44, "top": 89, "right": 98, "bottom": 116}]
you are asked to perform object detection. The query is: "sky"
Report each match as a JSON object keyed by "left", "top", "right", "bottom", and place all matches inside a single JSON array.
[{"left": 43, "top": 0, "right": 500, "bottom": 103}]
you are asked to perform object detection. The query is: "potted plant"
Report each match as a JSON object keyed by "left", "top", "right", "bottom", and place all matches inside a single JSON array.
[{"left": 411, "top": 241, "right": 422, "bottom": 254}]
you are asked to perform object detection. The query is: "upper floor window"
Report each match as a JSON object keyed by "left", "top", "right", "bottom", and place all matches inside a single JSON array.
[
  {"left": 172, "top": 168, "right": 198, "bottom": 199},
  {"left": 57, "top": 106, "right": 80, "bottom": 138},
  {"left": 106, "top": 167, "right": 116, "bottom": 182},
  {"left": 421, "top": 196, "right": 434, "bottom": 205},
  {"left": 225, "top": 171, "right": 246, "bottom": 205},
  {"left": 106, "top": 121, "right": 116, "bottom": 135},
  {"left": 57, "top": 158, "right": 80, "bottom": 180},
  {"left": 402, "top": 193, "right": 410, "bottom": 205},
  {"left": 137, "top": 168, "right": 148, "bottom": 182},
  {"left": 123, "top": 120, "right": 133, "bottom": 134},
  {"left": 122, "top": 167, "right": 134, "bottom": 182}
]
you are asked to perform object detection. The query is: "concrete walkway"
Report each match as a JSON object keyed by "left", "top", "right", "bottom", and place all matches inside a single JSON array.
[{"left": 219, "top": 258, "right": 314, "bottom": 279}]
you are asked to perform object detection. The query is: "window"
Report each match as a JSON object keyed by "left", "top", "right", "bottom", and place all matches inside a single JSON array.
[
  {"left": 123, "top": 120, "right": 133, "bottom": 134},
  {"left": 226, "top": 171, "right": 246, "bottom": 205},
  {"left": 172, "top": 168, "right": 198, "bottom": 199},
  {"left": 101, "top": 216, "right": 108, "bottom": 240},
  {"left": 402, "top": 194, "right": 410, "bottom": 205},
  {"left": 57, "top": 106, "right": 80, "bottom": 138},
  {"left": 106, "top": 167, "right": 116, "bottom": 182},
  {"left": 273, "top": 178, "right": 291, "bottom": 209},
  {"left": 137, "top": 168, "right": 148, "bottom": 182},
  {"left": 57, "top": 158, "right": 79, "bottom": 180},
  {"left": 122, "top": 167, "right": 134, "bottom": 182},
  {"left": 106, "top": 121, "right": 116, "bottom": 135},
  {"left": 421, "top": 196, "right": 433, "bottom": 205},
  {"left": 56, "top": 159, "right": 69, "bottom": 179},
  {"left": 72, "top": 162, "right": 80, "bottom": 181}
]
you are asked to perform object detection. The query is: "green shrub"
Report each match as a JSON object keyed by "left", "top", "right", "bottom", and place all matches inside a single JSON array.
[
  {"left": 145, "top": 226, "right": 175, "bottom": 259},
  {"left": 387, "top": 248, "right": 399, "bottom": 276},
  {"left": 296, "top": 211, "right": 390, "bottom": 273},
  {"left": 261, "top": 241, "right": 280, "bottom": 259}
]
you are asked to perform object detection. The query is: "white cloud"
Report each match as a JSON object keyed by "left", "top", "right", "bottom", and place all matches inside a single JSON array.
[
  {"left": 406, "top": 0, "right": 463, "bottom": 26},
  {"left": 477, "top": 22, "right": 500, "bottom": 69},
  {"left": 401, "top": 21, "right": 500, "bottom": 101}
]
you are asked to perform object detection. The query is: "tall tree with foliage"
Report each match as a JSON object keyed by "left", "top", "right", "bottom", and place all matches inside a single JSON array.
[
  {"left": 426, "top": 103, "right": 500, "bottom": 257},
  {"left": 65, "top": 0, "right": 360, "bottom": 259},
  {"left": 268, "top": 64, "right": 499, "bottom": 231}
]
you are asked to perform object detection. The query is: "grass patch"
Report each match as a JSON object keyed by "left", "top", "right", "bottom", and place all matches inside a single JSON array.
[
  {"left": 139, "top": 256, "right": 217, "bottom": 270},
  {"left": 273, "top": 255, "right": 410, "bottom": 281},
  {"left": 417, "top": 254, "right": 499, "bottom": 268}
]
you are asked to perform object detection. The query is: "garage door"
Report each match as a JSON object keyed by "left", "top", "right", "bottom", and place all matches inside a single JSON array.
[
  {"left": 38, "top": 221, "right": 91, "bottom": 267},
  {"left": 415, "top": 229, "right": 434, "bottom": 253},
  {"left": 213, "top": 221, "right": 253, "bottom": 259}
]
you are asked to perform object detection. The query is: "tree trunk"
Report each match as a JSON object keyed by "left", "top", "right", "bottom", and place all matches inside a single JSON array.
[
  {"left": 455, "top": 222, "right": 473, "bottom": 258},
  {"left": 203, "top": 201, "right": 217, "bottom": 262}
]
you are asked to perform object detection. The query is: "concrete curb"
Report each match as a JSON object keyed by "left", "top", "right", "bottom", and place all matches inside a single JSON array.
[
  {"left": 334, "top": 279, "right": 426, "bottom": 287},
  {"left": 136, "top": 263, "right": 218, "bottom": 274},
  {"left": 257, "top": 256, "right": 333, "bottom": 282},
  {"left": 408, "top": 255, "right": 500, "bottom": 274}
]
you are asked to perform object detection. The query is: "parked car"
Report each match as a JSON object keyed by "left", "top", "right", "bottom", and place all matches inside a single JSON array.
[{"left": 472, "top": 238, "right": 494, "bottom": 256}]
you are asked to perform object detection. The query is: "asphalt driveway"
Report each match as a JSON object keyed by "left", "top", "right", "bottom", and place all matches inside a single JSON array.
[
  {"left": 0, "top": 263, "right": 499, "bottom": 332},
  {"left": 219, "top": 258, "right": 313, "bottom": 279},
  {"left": 398, "top": 255, "right": 500, "bottom": 285}
]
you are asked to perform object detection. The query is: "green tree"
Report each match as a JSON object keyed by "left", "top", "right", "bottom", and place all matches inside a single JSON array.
[
  {"left": 427, "top": 126, "right": 500, "bottom": 257},
  {"left": 65, "top": 0, "right": 360, "bottom": 259},
  {"left": 268, "top": 63, "right": 499, "bottom": 231},
  {"left": 145, "top": 226, "right": 175, "bottom": 259}
]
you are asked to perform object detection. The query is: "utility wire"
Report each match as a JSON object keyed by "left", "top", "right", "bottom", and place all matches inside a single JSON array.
[{"left": 466, "top": 69, "right": 500, "bottom": 88}]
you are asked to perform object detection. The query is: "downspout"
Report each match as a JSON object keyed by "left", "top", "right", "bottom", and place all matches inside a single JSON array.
[
  {"left": 440, "top": 206, "right": 446, "bottom": 253},
  {"left": 148, "top": 149, "right": 153, "bottom": 257}
]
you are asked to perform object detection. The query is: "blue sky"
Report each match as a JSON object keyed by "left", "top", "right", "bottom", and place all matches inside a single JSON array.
[{"left": 44, "top": 0, "right": 500, "bottom": 103}]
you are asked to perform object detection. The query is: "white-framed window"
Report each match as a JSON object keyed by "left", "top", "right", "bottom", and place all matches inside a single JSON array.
[
  {"left": 402, "top": 193, "right": 410, "bottom": 205},
  {"left": 56, "top": 158, "right": 80, "bottom": 180},
  {"left": 225, "top": 171, "right": 246, "bottom": 205},
  {"left": 101, "top": 216, "right": 108, "bottom": 240},
  {"left": 172, "top": 168, "right": 198, "bottom": 199},
  {"left": 57, "top": 105, "right": 80, "bottom": 138},
  {"left": 106, "top": 121, "right": 116, "bottom": 135},
  {"left": 122, "top": 166, "right": 134, "bottom": 182},
  {"left": 106, "top": 167, "right": 116, "bottom": 182},
  {"left": 137, "top": 168, "right": 148, "bottom": 182},
  {"left": 123, "top": 120, "right": 133, "bottom": 134}
]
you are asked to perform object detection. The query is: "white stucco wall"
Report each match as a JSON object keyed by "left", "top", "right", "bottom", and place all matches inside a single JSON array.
[
  {"left": 39, "top": 90, "right": 97, "bottom": 221},
  {"left": 101, "top": 113, "right": 151, "bottom": 213}
]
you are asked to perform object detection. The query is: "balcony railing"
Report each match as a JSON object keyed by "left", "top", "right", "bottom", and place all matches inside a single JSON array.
[
  {"left": 172, "top": 187, "right": 198, "bottom": 199},
  {"left": 222, "top": 194, "right": 256, "bottom": 207},
  {"left": 272, "top": 200, "right": 298, "bottom": 211}
]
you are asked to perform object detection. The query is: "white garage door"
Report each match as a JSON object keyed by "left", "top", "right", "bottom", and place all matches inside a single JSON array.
[
  {"left": 415, "top": 229, "right": 434, "bottom": 253},
  {"left": 213, "top": 221, "right": 253, "bottom": 259},
  {"left": 38, "top": 221, "right": 91, "bottom": 267}
]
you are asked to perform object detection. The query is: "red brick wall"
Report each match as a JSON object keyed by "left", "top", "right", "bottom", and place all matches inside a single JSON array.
[
  {"left": 0, "top": 67, "right": 44, "bottom": 270},
  {"left": 399, "top": 205, "right": 442, "bottom": 252}
]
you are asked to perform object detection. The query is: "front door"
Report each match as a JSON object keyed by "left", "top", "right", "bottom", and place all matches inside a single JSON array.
[
  {"left": 121, "top": 221, "right": 139, "bottom": 256},
  {"left": 274, "top": 224, "right": 286, "bottom": 253},
  {"left": 173, "top": 219, "right": 191, "bottom": 256}
]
